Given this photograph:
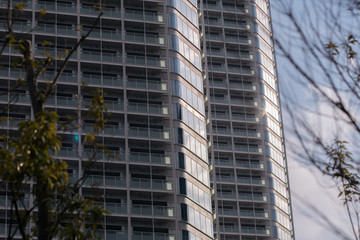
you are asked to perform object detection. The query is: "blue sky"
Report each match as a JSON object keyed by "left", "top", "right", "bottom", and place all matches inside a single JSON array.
[{"left": 271, "top": 0, "right": 358, "bottom": 239}]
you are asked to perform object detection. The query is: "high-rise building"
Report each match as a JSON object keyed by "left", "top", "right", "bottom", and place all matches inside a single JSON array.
[
  {"left": 201, "top": 1, "right": 294, "bottom": 239},
  {"left": 0, "top": 0, "right": 293, "bottom": 239}
]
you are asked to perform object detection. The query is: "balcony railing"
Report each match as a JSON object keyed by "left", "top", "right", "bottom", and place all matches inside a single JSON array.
[
  {"left": 238, "top": 193, "right": 267, "bottom": 201},
  {"left": 128, "top": 127, "right": 170, "bottom": 140},
  {"left": 126, "top": 55, "right": 166, "bottom": 67},
  {"left": 130, "top": 178, "right": 173, "bottom": 191},
  {"left": 240, "top": 210, "right": 268, "bottom": 218},
  {"left": 237, "top": 177, "right": 265, "bottom": 185},
  {"left": 104, "top": 202, "right": 127, "bottom": 214},
  {"left": 131, "top": 204, "right": 174, "bottom": 217},
  {"left": 80, "top": 5, "right": 121, "bottom": 18},
  {"left": 234, "top": 145, "right": 262, "bottom": 153},
  {"left": 127, "top": 79, "right": 167, "bottom": 91},
  {"left": 124, "top": 10, "right": 164, "bottom": 23},
  {"left": 241, "top": 227, "right": 270, "bottom": 235},
  {"left": 125, "top": 32, "right": 165, "bottom": 45},
  {"left": 81, "top": 51, "right": 122, "bottom": 63},
  {"left": 132, "top": 232, "right": 175, "bottom": 240},
  {"left": 127, "top": 102, "right": 169, "bottom": 115},
  {"left": 84, "top": 175, "right": 126, "bottom": 187},
  {"left": 129, "top": 152, "right": 171, "bottom": 165}
]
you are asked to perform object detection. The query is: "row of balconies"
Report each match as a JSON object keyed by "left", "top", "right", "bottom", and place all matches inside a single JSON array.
[
  {"left": 82, "top": 175, "right": 173, "bottom": 191},
  {"left": 56, "top": 147, "right": 172, "bottom": 165},
  {"left": 203, "top": 2, "right": 248, "bottom": 14},
  {"left": 204, "top": 18, "right": 250, "bottom": 30},
  {"left": 207, "top": 63, "right": 254, "bottom": 75},
  {"left": 217, "top": 208, "right": 268, "bottom": 218},
  {"left": 204, "top": 33, "right": 252, "bottom": 45},
  {"left": 210, "top": 111, "right": 260, "bottom": 122},
  {"left": 212, "top": 127, "right": 261, "bottom": 138},
  {"left": 209, "top": 80, "right": 257, "bottom": 91},
  {"left": 216, "top": 191, "right": 267, "bottom": 202},
  {"left": 217, "top": 224, "right": 270, "bottom": 235},
  {"left": 0, "top": 1, "right": 165, "bottom": 22},
  {"left": 210, "top": 96, "right": 258, "bottom": 107},
  {"left": 215, "top": 175, "right": 265, "bottom": 186},
  {"left": 0, "top": 93, "right": 169, "bottom": 115},
  {"left": 0, "top": 224, "right": 174, "bottom": 240},
  {"left": 214, "top": 159, "right": 264, "bottom": 170},
  {"left": 213, "top": 142, "right": 262, "bottom": 153},
  {"left": 206, "top": 48, "right": 253, "bottom": 60}
]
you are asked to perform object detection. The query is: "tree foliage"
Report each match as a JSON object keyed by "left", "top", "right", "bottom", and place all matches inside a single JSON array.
[{"left": 0, "top": 0, "right": 109, "bottom": 239}]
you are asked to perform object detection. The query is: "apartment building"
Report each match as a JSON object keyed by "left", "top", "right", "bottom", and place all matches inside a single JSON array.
[{"left": 0, "top": 0, "right": 293, "bottom": 239}]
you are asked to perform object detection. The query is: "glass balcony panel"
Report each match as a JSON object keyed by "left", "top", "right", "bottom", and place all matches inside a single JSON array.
[
  {"left": 37, "top": 1, "right": 55, "bottom": 11},
  {"left": 105, "top": 176, "right": 125, "bottom": 187},
  {"left": 13, "top": 22, "right": 32, "bottom": 32},
  {"left": 82, "top": 75, "right": 101, "bottom": 85},
  {"left": 131, "top": 204, "right": 152, "bottom": 215},
  {"left": 103, "top": 77, "right": 123, "bottom": 87},
  {"left": 102, "top": 30, "right": 121, "bottom": 40},
  {"left": 57, "top": 3, "right": 76, "bottom": 13},
  {"left": 57, "top": 25, "right": 77, "bottom": 36},
  {"left": 130, "top": 178, "right": 151, "bottom": 189},
  {"left": 127, "top": 102, "right": 147, "bottom": 113},
  {"left": 106, "top": 230, "right": 128, "bottom": 240},
  {"left": 124, "top": 10, "right": 143, "bottom": 20}
]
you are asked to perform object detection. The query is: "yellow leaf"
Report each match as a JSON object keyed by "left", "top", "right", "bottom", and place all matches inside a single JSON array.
[{"left": 39, "top": 9, "right": 47, "bottom": 15}]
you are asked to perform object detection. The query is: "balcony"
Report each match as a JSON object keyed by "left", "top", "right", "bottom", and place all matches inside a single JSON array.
[
  {"left": 82, "top": 99, "right": 124, "bottom": 111},
  {"left": 222, "top": 6, "right": 248, "bottom": 13},
  {"left": 223, "top": 21, "right": 250, "bottom": 29},
  {"left": 82, "top": 75, "right": 123, "bottom": 87},
  {"left": 132, "top": 232, "right": 175, "bottom": 240},
  {"left": 234, "top": 145, "right": 262, "bottom": 153},
  {"left": 218, "top": 208, "right": 237, "bottom": 216},
  {"left": 238, "top": 193, "right": 266, "bottom": 202},
  {"left": 131, "top": 205, "right": 174, "bottom": 217},
  {"left": 37, "top": 1, "right": 77, "bottom": 14},
  {"left": 124, "top": 10, "right": 164, "bottom": 23},
  {"left": 84, "top": 175, "right": 126, "bottom": 188},
  {"left": 217, "top": 192, "right": 236, "bottom": 199},
  {"left": 241, "top": 227, "right": 270, "bottom": 235},
  {"left": 237, "top": 177, "right": 265, "bottom": 185},
  {"left": 127, "top": 79, "right": 167, "bottom": 91},
  {"left": 224, "top": 36, "right": 252, "bottom": 44},
  {"left": 104, "top": 202, "right": 127, "bottom": 214},
  {"left": 0, "top": 117, "right": 29, "bottom": 128},
  {"left": 57, "top": 147, "right": 78, "bottom": 158},
  {"left": 231, "top": 114, "right": 259, "bottom": 122},
  {"left": 236, "top": 161, "right": 264, "bottom": 169},
  {"left": 36, "top": 24, "right": 78, "bottom": 36},
  {"left": 130, "top": 178, "right": 173, "bottom": 191},
  {"left": 233, "top": 129, "right": 260, "bottom": 138},
  {"left": 216, "top": 175, "right": 235, "bottom": 183},
  {"left": 239, "top": 210, "right": 268, "bottom": 218},
  {"left": 128, "top": 127, "right": 170, "bottom": 140},
  {"left": 81, "top": 51, "right": 122, "bottom": 63},
  {"left": 227, "top": 66, "right": 254, "bottom": 75},
  {"left": 126, "top": 55, "right": 166, "bottom": 68},
  {"left": 129, "top": 152, "right": 171, "bottom": 165},
  {"left": 127, "top": 102, "right": 168, "bottom": 115},
  {"left": 230, "top": 99, "right": 258, "bottom": 107},
  {"left": 219, "top": 225, "right": 239, "bottom": 233},
  {"left": 47, "top": 96, "right": 78, "bottom": 108},
  {"left": 125, "top": 32, "right": 165, "bottom": 45},
  {"left": 80, "top": 5, "right": 121, "bottom": 18},
  {"left": 229, "top": 82, "right": 257, "bottom": 90},
  {"left": 84, "top": 124, "right": 124, "bottom": 136}
]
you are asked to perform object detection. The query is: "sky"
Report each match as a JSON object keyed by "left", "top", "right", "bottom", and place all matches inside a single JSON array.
[{"left": 271, "top": 0, "right": 359, "bottom": 239}]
